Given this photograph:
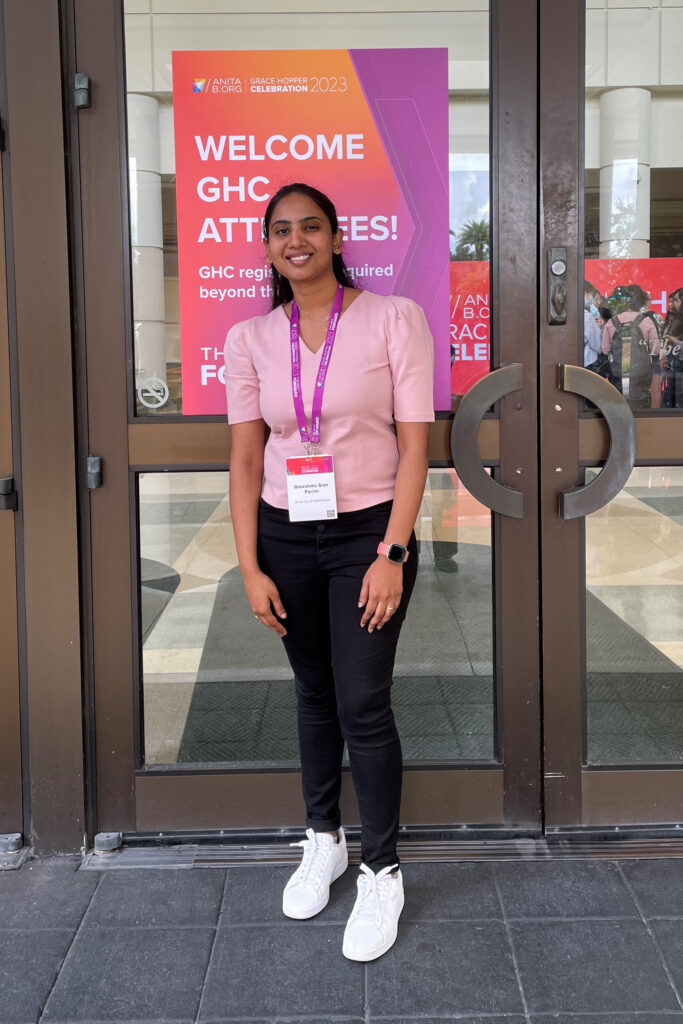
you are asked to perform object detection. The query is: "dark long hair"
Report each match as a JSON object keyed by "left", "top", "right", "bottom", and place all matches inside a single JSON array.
[
  {"left": 262, "top": 183, "right": 354, "bottom": 309},
  {"left": 665, "top": 311, "right": 683, "bottom": 342},
  {"left": 663, "top": 288, "right": 683, "bottom": 335},
  {"left": 625, "top": 283, "right": 647, "bottom": 312}
]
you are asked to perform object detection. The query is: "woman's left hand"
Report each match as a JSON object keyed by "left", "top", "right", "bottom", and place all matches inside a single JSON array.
[{"left": 358, "top": 557, "right": 403, "bottom": 633}]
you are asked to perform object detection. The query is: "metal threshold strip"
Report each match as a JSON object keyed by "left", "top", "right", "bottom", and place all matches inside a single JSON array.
[
  {"left": 0, "top": 847, "right": 30, "bottom": 871},
  {"left": 80, "top": 835, "right": 683, "bottom": 870}
]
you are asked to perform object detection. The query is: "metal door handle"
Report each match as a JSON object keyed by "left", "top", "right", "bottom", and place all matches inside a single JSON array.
[
  {"left": 558, "top": 364, "right": 637, "bottom": 519},
  {"left": 450, "top": 363, "right": 524, "bottom": 518}
]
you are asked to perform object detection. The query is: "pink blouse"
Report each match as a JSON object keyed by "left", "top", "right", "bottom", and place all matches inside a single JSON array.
[{"left": 224, "top": 290, "right": 435, "bottom": 512}]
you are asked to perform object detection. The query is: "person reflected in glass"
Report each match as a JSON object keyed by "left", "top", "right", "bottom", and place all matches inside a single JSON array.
[
  {"left": 633, "top": 291, "right": 664, "bottom": 409},
  {"left": 584, "top": 305, "right": 602, "bottom": 372},
  {"left": 601, "top": 283, "right": 660, "bottom": 408},
  {"left": 594, "top": 302, "right": 615, "bottom": 384},
  {"left": 662, "top": 289, "right": 681, "bottom": 338},
  {"left": 584, "top": 280, "right": 600, "bottom": 321},
  {"left": 584, "top": 282, "right": 610, "bottom": 382},
  {"left": 224, "top": 183, "right": 434, "bottom": 961},
  {"left": 661, "top": 291, "right": 683, "bottom": 409}
]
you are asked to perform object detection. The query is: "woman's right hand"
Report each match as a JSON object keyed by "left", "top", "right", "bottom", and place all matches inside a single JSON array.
[{"left": 243, "top": 570, "right": 288, "bottom": 636}]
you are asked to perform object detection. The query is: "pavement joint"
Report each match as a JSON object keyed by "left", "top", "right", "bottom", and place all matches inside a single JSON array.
[
  {"left": 194, "top": 870, "right": 230, "bottom": 1024},
  {"left": 615, "top": 860, "right": 683, "bottom": 1014},
  {"left": 492, "top": 864, "right": 532, "bottom": 1024},
  {"left": 4, "top": 859, "right": 683, "bottom": 1022},
  {"left": 36, "top": 869, "right": 104, "bottom": 1023}
]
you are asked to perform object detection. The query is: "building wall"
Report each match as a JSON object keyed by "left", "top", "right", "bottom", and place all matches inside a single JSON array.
[{"left": 124, "top": 1, "right": 683, "bottom": 169}]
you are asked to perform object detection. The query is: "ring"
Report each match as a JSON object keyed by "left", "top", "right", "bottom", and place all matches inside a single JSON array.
[
  {"left": 387, "top": 606, "right": 395, "bottom": 611},
  {"left": 254, "top": 613, "right": 261, "bottom": 620}
]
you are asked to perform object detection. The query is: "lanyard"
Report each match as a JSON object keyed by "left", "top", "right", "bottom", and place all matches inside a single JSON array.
[{"left": 290, "top": 284, "right": 344, "bottom": 452}]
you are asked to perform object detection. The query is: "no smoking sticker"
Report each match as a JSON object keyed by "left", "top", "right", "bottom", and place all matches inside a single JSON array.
[{"left": 137, "top": 377, "right": 170, "bottom": 409}]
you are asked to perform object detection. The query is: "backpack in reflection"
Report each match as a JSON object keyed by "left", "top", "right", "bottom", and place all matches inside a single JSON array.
[{"left": 608, "top": 313, "right": 652, "bottom": 408}]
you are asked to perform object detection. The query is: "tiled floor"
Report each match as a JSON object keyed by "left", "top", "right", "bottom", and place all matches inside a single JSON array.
[{"left": 3, "top": 854, "right": 683, "bottom": 1023}]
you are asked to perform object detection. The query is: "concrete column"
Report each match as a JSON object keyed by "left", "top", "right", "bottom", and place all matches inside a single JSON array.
[
  {"left": 599, "top": 88, "right": 651, "bottom": 259},
  {"left": 127, "top": 94, "right": 167, "bottom": 389}
]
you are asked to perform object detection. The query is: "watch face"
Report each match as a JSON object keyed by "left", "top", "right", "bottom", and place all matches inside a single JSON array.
[{"left": 387, "top": 543, "right": 406, "bottom": 563}]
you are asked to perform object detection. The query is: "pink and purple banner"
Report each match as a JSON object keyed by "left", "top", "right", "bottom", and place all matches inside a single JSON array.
[{"left": 172, "top": 48, "right": 450, "bottom": 415}]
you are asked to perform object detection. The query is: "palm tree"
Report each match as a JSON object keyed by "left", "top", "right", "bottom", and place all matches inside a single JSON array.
[{"left": 451, "top": 219, "right": 490, "bottom": 261}]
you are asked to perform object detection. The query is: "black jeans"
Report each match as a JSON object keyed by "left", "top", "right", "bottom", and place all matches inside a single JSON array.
[{"left": 257, "top": 498, "right": 418, "bottom": 869}]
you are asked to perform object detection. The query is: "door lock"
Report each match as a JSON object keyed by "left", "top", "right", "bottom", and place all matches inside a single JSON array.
[{"left": 547, "top": 247, "right": 567, "bottom": 325}]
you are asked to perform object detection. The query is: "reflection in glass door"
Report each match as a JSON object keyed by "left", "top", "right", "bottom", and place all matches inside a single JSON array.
[
  {"left": 128, "top": 1, "right": 499, "bottom": 785},
  {"left": 583, "top": 0, "right": 683, "bottom": 776},
  {"left": 540, "top": 0, "right": 683, "bottom": 832},
  {"left": 586, "top": 467, "right": 683, "bottom": 766},
  {"left": 581, "top": 6, "right": 683, "bottom": 415},
  {"left": 140, "top": 470, "right": 494, "bottom": 767},
  {"left": 124, "top": 0, "right": 507, "bottom": 818}
]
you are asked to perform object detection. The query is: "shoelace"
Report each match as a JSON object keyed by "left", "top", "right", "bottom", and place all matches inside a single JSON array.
[
  {"left": 349, "top": 863, "right": 399, "bottom": 928},
  {"left": 289, "top": 828, "right": 334, "bottom": 887}
]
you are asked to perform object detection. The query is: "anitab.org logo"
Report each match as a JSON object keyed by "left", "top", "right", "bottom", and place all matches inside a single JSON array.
[{"left": 193, "top": 79, "right": 206, "bottom": 93}]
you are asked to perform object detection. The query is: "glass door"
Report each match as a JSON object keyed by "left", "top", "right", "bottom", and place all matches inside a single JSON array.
[
  {"left": 73, "top": 0, "right": 543, "bottom": 839},
  {"left": 0, "top": 150, "right": 23, "bottom": 841},
  {"left": 68, "top": 0, "right": 683, "bottom": 843},
  {"left": 540, "top": 0, "right": 683, "bottom": 831}
]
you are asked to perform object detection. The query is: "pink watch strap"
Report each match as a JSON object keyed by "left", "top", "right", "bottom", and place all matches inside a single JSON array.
[{"left": 377, "top": 542, "right": 409, "bottom": 562}]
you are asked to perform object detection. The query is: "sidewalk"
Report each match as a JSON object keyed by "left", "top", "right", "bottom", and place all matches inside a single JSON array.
[{"left": 2, "top": 850, "right": 683, "bottom": 1023}]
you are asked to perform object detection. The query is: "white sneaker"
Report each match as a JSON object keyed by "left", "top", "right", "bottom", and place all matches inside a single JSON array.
[
  {"left": 342, "top": 863, "right": 404, "bottom": 961},
  {"left": 282, "top": 827, "right": 348, "bottom": 919}
]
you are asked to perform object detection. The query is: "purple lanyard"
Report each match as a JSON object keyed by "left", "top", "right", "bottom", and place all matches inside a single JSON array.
[{"left": 290, "top": 284, "right": 344, "bottom": 450}]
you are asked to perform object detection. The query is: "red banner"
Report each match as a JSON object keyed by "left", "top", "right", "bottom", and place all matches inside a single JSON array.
[
  {"left": 449, "top": 257, "right": 683, "bottom": 397},
  {"left": 585, "top": 258, "right": 683, "bottom": 316},
  {"left": 449, "top": 261, "right": 490, "bottom": 397}
]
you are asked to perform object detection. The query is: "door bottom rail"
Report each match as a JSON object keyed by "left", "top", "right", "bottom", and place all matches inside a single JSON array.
[{"left": 79, "top": 828, "right": 683, "bottom": 869}]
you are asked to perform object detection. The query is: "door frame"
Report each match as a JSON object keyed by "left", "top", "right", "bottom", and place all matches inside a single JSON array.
[
  {"left": 539, "top": 0, "right": 683, "bottom": 831},
  {"left": 0, "top": 67, "right": 23, "bottom": 841},
  {"left": 68, "top": 0, "right": 544, "bottom": 839},
  {"left": 6, "top": 0, "right": 682, "bottom": 853},
  {"left": 1, "top": 0, "right": 85, "bottom": 853}
]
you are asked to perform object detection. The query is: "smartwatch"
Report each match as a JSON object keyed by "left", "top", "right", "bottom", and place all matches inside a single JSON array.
[{"left": 377, "top": 541, "right": 409, "bottom": 564}]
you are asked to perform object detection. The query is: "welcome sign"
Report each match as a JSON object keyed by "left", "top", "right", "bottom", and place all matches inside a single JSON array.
[{"left": 172, "top": 49, "right": 450, "bottom": 415}]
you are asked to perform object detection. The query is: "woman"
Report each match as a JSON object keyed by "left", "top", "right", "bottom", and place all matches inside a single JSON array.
[
  {"left": 661, "top": 304, "right": 683, "bottom": 409},
  {"left": 652, "top": 289, "right": 682, "bottom": 408},
  {"left": 639, "top": 292, "right": 665, "bottom": 409},
  {"left": 662, "top": 288, "right": 681, "bottom": 338},
  {"left": 224, "top": 182, "right": 434, "bottom": 961}
]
